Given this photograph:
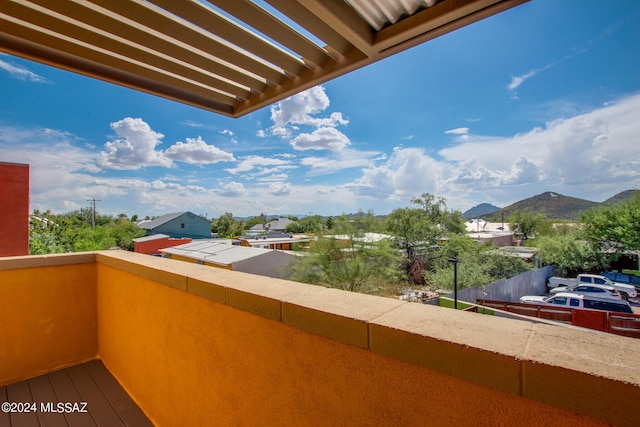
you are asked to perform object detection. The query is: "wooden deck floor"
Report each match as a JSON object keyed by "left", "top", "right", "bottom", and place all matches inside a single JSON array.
[{"left": 0, "top": 360, "right": 153, "bottom": 427}]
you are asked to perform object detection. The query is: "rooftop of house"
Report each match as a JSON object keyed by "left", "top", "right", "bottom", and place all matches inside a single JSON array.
[
  {"left": 132, "top": 233, "right": 170, "bottom": 243},
  {"left": 328, "top": 232, "right": 392, "bottom": 243},
  {"left": 137, "top": 212, "right": 210, "bottom": 230},
  {"left": 248, "top": 217, "right": 297, "bottom": 232},
  {"left": 236, "top": 233, "right": 311, "bottom": 245},
  {"left": 161, "top": 239, "right": 286, "bottom": 266},
  {"left": 465, "top": 218, "right": 512, "bottom": 234}
]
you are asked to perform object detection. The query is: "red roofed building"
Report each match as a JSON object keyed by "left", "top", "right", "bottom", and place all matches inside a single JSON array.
[{"left": 133, "top": 234, "right": 192, "bottom": 255}]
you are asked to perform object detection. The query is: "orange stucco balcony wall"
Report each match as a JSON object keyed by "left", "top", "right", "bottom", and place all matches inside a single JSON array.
[{"left": 1, "top": 251, "right": 639, "bottom": 426}]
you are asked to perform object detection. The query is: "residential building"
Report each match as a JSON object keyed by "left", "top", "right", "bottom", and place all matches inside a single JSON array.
[
  {"left": 247, "top": 217, "right": 297, "bottom": 236},
  {"left": 137, "top": 212, "right": 211, "bottom": 239},
  {"left": 133, "top": 234, "right": 192, "bottom": 256},
  {"left": 466, "top": 218, "right": 516, "bottom": 246},
  {"left": 161, "top": 239, "right": 297, "bottom": 279},
  {"left": 0, "top": 162, "right": 29, "bottom": 257},
  {"left": 235, "top": 233, "right": 311, "bottom": 251},
  {"left": 329, "top": 232, "right": 392, "bottom": 244}
]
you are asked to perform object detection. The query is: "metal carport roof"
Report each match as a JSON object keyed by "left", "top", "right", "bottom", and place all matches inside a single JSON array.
[{"left": 0, "top": 0, "right": 527, "bottom": 117}]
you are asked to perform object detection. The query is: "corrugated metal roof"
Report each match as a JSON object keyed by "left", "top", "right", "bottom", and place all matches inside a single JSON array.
[
  {"left": 161, "top": 239, "right": 275, "bottom": 266},
  {"left": 137, "top": 212, "right": 187, "bottom": 230},
  {"left": 137, "top": 212, "right": 210, "bottom": 230},
  {"left": 345, "top": 0, "right": 440, "bottom": 31},
  {"left": 0, "top": 0, "right": 528, "bottom": 117}
]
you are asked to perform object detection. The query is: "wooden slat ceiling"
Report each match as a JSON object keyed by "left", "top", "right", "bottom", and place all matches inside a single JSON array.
[{"left": 0, "top": 0, "right": 528, "bottom": 118}]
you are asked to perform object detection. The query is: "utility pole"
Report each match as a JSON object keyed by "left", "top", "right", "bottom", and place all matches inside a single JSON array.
[
  {"left": 87, "top": 198, "right": 101, "bottom": 230},
  {"left": 448, "top": 258, "right": 459, "bottom": 310}
]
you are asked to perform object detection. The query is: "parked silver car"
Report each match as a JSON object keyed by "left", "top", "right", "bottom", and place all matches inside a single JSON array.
[
  {"left": 549, "top": 283, "right": 623, "bottom": 300},
  {"left": 520, "top": 292, "right": 633, "bottom": 313}
]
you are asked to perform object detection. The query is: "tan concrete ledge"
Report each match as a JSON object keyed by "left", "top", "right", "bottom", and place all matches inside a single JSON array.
[
  {"left": 370, "top": 302, "right": 528, "bottom": 394},
  {"left": 0, "top": 252, "right": 96, "bottom": 270},
  {"left": 18, "top": 250, "right": 638, "bottom": 426},
  {"left": 96, "top": 250, "right": 188, "bottom": 291},
  {"left": 284, "top": 288, "right": 407, "bottom": 348}
]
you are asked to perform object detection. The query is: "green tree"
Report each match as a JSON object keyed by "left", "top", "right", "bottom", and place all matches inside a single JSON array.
[
  {"left": 212, "top": 212, "right": 244, "bottom": 238},
  {"left": 580, "top": 195, "right": 640, "bottom": 264},
  {"left": 509, "top": 210, "right": 545, "bottom": 242},
  {"left": 287, "top": 216, "right": 402, "bottom": 293},
  {"left": 424, "top": 236, "right": 530, "bottom": 290},
  {"left": 385, "top": 194, "right": 464, "bottom": 284},
  {"left": 325, "top": 216, "right": 334, "bottom": 230},
  {"left": 107, "top": 216, "right": 147, "bottom": 250},
  {"left": 29, "top": 229, "right": 63, "bottom": 255},
  {"left": 286, "top": 215, "right": 324, "bottom": 233},
  {"left": 535, "top": 234, "right": 602, "bottom": 277},
  {"left": 29, "top": 210, "right": 145, "bottom": 254}
]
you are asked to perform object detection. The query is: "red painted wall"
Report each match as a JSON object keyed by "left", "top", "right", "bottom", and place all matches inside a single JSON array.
[
  {"left": 0, "top": 163, "right": 29, "bottom": 257},
  {"left": 134, "top": 237, "right": 192, "bottom": 255}
]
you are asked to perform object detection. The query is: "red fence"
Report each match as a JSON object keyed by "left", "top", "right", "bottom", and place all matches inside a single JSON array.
[{"left": 477, "top": 299, "right": 640, "bottom": 339}]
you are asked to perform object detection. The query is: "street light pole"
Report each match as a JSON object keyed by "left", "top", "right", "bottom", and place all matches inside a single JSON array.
[{"left": 448, "top": 257, "right": 458, "bottom": 309}]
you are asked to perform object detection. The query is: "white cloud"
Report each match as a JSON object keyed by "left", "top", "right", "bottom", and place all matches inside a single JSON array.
[
  {"left": 225, "top": 155, "right": 295, "bottom": 176},
  {"left": 508, "top": 50, "right": 583, "bottom": 92},
  {"left": 0, "top": 57, "right": 49, "bottom": 83},
  {"left": 444, "top": 127, "right": 470, "bottom": 140},
  {"left": 346, "top": 94, "right": 640, "bottom": 208},
  {"left": 438, "top": 93, "right": 640, "bottom": 205},
  {"left": 150, "top": 179, "right": 206, "bottom": 192},
  {"left": 220, "top": 129, "right": 238, "bottom": 144},
  {"left": 165, "top": 137, "right": 235, "bottom": 164},
  {"left": 300, "top": 148, "right": 380, "bottom": 176},
  {"left": 508, "top": 70, "right": 538, "bottom": 91},
  {"left": 255, "top": 174, "right": 289, "bottom": 183},
  {"left": 349, "top": 165, "right": 396, "bottom": 197},
  {"left": 0, "top": 126, "right": 101, "bottom": 211},
  {"left": 348, "top": 147, "right": 444, "bottom": 199},
  {"left": 267, "top": 86, "right": 348, "bottom": 136},
  {"left": 93, "top": 178, "right": 206, "bottom": 193},
  {"left": 290, "top": 127, "right": 350, "bottom": 151},
  {"left": 219, "top": 182, "right": 246, "bottom": 197},
  {"left": 97, "top": 118, "right": 236, "bottom": 169},
  {"left": 445, "top": 127, "right": 470, "bottom": 135},
  {"left": 269, "top": 182, "right": 292, "bottom": 196},
  {"left": 97, "top": 117, "right": 171, "bottom": 170},
  {"left": 3, "top": 89, "right": 639, "bottom": 218},
  {"left": 448, "top": 157, "right": 544, "bottom": 188}
]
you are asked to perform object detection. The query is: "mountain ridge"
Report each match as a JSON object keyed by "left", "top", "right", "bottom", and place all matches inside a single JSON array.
[
  {"left": 462, "top": 203, "right": 501, "bottom": 219},
  {"left": 481, "top": 189, "right": 638, "bottom": 221}
]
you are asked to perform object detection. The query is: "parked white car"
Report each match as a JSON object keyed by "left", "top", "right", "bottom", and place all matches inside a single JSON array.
[
  {"left": 520, "top": 292, "right": 634, "bottom": 313},
  {"left": 549, "top": 283, "right": 622, "bottom": 300},
  {"left": 547, "top": 274, "right": 637, "bottom": 300}
]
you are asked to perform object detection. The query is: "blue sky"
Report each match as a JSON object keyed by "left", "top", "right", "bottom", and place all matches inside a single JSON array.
[{"left": 1, "top": 0, "right": 639, "bottom": 218}]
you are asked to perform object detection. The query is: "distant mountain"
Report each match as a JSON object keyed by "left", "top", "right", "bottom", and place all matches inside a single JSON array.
[
  {"left": 462, "top": 203, "right": 501, "bottom": 219},
  {"left": 603, "top": 189, "right": 640, "bottom": 205},
  {"left": 482, "top": 191, "right": 599, "bottom": 221}
]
